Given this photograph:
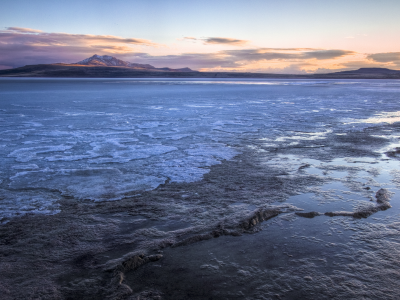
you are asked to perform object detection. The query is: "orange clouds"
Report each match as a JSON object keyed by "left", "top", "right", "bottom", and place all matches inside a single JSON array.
[
  {"left": 367, "top": 52, "right": 400, "bottom": 64},
  {"left": 121, "top": 48, "right": 358, "bottom": 73}
]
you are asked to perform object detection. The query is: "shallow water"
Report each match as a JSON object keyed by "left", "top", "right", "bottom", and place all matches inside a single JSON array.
[{"left": 1, "top": 78, "right": 400, "bottom": 299}]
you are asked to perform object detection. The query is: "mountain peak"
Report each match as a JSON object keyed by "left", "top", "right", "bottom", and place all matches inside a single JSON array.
[
  {"left": 75, "top": 54, "right": 154, "bottom": 68},
  {"left": 74, "top": 54, "right": 195, "bottom": 72}
]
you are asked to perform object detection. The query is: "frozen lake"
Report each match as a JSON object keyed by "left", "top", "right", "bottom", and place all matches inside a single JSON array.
[
  {"left": 1, "top": 78, "right": 400, "bottom": 222},
  {"left": 2, "top": 78, "right": 400, "bottom": 299}
]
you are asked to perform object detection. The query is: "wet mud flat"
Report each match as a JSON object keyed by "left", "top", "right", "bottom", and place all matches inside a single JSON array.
[{"left": 2, "top": 119, "right": 400, "bottom": 300}]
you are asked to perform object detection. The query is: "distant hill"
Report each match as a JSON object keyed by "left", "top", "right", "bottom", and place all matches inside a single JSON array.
[{"left": 330, "top": 68, "right": 400, "bottom": 75}]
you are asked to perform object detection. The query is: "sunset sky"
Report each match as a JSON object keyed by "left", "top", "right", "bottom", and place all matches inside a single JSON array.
[{"left": 1, "top": 0, "right": 399, "bottom": 73}]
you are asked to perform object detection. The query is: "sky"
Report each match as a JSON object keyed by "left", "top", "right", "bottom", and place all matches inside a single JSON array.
[{"left": 1, "top": 0, "right": 399, "bottom": 73}]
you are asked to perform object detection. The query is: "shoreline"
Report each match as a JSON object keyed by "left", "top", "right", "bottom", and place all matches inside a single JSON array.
[{"left": 1, "top": 65, "right": 400, "bottom": 79}]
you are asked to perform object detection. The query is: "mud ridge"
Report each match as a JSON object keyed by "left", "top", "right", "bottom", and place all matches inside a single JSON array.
[
  {"left": 105, "top": 205, "right": 300, "bottom": 297},
  {"left": 296, "top": 188, "right": 393, "bottom": 219}
]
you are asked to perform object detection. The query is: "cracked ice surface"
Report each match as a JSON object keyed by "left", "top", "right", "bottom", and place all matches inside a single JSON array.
[{"left": 1, "top": 78, "right": 400, "bottom": 222}]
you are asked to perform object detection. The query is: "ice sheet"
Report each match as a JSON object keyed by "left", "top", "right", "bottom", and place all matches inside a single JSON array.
[{"left": 1, "top": 78, "right": 400, "bottom": 221}]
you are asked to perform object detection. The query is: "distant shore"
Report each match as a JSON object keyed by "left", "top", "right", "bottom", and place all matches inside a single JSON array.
[{"left": 1, "top": 64, "right": 400, "bottom": 79}]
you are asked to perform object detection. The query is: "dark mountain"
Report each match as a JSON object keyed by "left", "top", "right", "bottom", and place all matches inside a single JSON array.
[
  {"left": 0, "top": 63, "right": 399, "bottom": 79},
  {"left": 74, "top": 54, "right": 195, "bottom": 72},
  {"left": 75, "top": 54, "right": 156, "bottom": 69},
  {"left": 0, "top": 54, "right": 197, "bottom": 76},
  {"left": 330, "top": 68, "right": 400, "bottom": 75}
]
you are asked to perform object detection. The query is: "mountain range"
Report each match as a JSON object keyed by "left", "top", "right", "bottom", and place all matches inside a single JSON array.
[
  {"left": 0, "top": 55, "right": 399, "bottom": 78},
  {"left": 74, "top": 54, "right": 194, "bottom": 72}
]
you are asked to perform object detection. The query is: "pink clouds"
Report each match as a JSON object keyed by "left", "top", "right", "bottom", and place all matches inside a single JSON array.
[
  {"left": 6, "top": 27, "right": 43, "bottom": 33},
  {"left": 0, "top": 27, "right": 160, "bottom": 69},
  {"left": 2, "top": 27, "right": 159, "bottom": 47}
]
